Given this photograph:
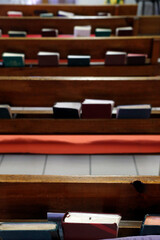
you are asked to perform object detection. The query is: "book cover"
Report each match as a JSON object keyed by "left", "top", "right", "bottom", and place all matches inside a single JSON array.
[
  {"left": 57, "top": 10, "right": 75, "bottom": 17},
  {"left": 82, "top": 99, "right": 114, "bottom": 119},
  {"left": 53, "top": 102, "right": 82, "bottom": 119},
  {"left": 141, "top": 214, "right": 160, "bottom": 236},
  {"left": 74, "top": 26, "right": 91, "bottom": 37},
  {"left": 0, "top": 221, "right": 59, "bottom": 240},
  {"left": 127, "top": 53, "right": 147, "bottom": 65},
  {"left": 95, "top": 28, "right": 112, "bottom": 37},
  {"left": 62, "top": 212, "right": 121, "bottom": 240},
  {"left": 7, "top": 11, "right": 23, "bottom": 17},
  {"left": 8, "top": 31, "right": 27, "bottom": 37},
  {"left": 0, "top": 105, "right": 12, "bottom": 119},
  {"left": 41, "top": 28, "right": 58, "bottom": 37},
  {"left": 115, "top": 27, "right": 133, "bottom": 36},
  {"left": 105, "top": 51, "right": 127, "bottom": 66},
  {"left": 116, "top": 104, "right": 151, "bottom": 119},
  {"left": 68, "top": 55, "right": 90, "bottom": 66},
  {"left": 40, "top": 13, "right": 54, "bottom": 17},
  {"left": 2, "top": 52, "right": 25, "bottom": 67},
  {"left": 38, "top": 51, "right": 60, "bottom": 66}
]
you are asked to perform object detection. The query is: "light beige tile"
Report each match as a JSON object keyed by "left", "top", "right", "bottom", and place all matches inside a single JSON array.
[
  {"left": 135, "top": 155, "right": 160, "bottom": 176},
  {"left": 45, "top": 155, "right": 90, "bottom": 175},
  {"left": 0, "top": 154, "right": 46, "bottom": 175},
  {"left": 91, "top": 155, "right": 137, "bottom": 175}
]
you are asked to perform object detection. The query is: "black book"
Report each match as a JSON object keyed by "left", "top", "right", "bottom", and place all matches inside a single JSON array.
[
  {"left": 53, "top": 102, "right": 81, "bottom": 119},
  {"left": 141, "top": 214, "right": 160, "bottom": 236},
  {"left": 0, "top": 105, "right": 12, "bottom": 119}
]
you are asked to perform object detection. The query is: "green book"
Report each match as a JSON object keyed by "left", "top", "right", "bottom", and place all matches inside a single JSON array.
[
  {"left": 0, "top": 221, "right": 59, "bottom": 240},
  {"left": 95, "top": 28, "right": 112, "bottom": 37},
  {"left": 8, "top": 31, "right": 27, "bottom": 37},
  {"left": 2, "top": 52, "right": 25, "bottom": 67},
  {"left": 40, "top": 13, "right": 54, "bottom": 17},
  {"left": 68, "top": 55, "right": 90, "bottom": 66}
]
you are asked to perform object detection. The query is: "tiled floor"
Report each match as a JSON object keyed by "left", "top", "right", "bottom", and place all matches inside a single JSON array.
[{"left": 0, "top": 154, "right": 159, "bottom": 176}]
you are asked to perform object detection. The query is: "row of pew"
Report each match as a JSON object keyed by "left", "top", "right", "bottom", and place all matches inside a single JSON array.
[
  {"left": 0, "top": 15, "right": 160, "bottom": 36},
  {"left": 0, "top": 4, "right": 160, "bottom": 240}
]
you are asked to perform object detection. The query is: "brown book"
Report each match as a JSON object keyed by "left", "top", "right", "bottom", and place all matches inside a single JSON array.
[
  {"left": 38, "top": 52, "right": 60, "bottom": 66},
  {"left": 41, "top": 28, "right": 58, "bottom": 37}
]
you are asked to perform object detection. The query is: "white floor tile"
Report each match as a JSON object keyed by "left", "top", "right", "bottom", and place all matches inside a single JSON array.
[
  {"left": 45, "top": 155, "right": 90, "bottom": 175},
  {"left": 91, "top": 155, "right": 137, "bottom": 175},
  {"left": 0, "top": 154, "right": 46, "bottom": 175},
  {"left": 134, "top": 155, "right": 160, "bottom": 176}
]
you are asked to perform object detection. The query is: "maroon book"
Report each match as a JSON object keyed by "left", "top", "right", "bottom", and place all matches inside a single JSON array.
[
  {"left": 105, "top": 51, "right": 126, "bottom": 66},
  {"left": 41, "top": 28, "right": 58, "bottom": 37},
  {"left": 38, "top": 51, "right": 60, "bottom": 66},
  {"left": 127, "top": 53, "right": 147, "bottom": 65},
  {"left": 62, "top": 212, "right": 121, "bottom": 240},
  {"left": 82, "top": 99, "right": 114, "bottom": 119}
]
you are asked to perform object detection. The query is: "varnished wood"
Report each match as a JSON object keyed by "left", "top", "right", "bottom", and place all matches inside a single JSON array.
[
  {"left": 0, "top": 76, "right": 159, "bottom": 107},
  {"left": 0, "top": 175, "right": 160, "bottom": 221},
  {"left": 0, "top": 16, "right": 135, "bottom": 35},
  {"left": 0, "top": 4, "right": 138, "bottom": 16},
  {"left": 0, "top": 16, "right": 160, "bottom": 36},
  {"left": 0, "top": 118, "right": 159, "bottom": 134}
]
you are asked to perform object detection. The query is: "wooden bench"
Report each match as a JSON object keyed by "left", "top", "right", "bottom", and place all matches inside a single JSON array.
[
  {"left": 0, "top": 76, "right": 159, "bottom": 134},
  {"left": 0, "top": 16, "right": 159, "bottom": 36},
  {"left": 0, "top": 4, "right": 138, "bottom": 16},
  {"left": 0, "top": 174, "right": 160, "bottom": 238},
  {"left": 0, "top": 37, "right": 159, "bottom": 77}
]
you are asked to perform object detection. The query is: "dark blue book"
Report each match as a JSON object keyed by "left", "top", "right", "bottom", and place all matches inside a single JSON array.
[
  {"left": 116, "top": 104, "right": 151, "bottom": 119},
  {"left": 68, "top": 55, "right": 90, "bottom": 66},
  {"left": 0, "top": 105, "right": 12, "bottom": 119},
  {"left": 141, "top": 214, "right": 160, "bottom": 236},
  {"left": 0, "top": 221, "right": 59, "bottom": 240}
]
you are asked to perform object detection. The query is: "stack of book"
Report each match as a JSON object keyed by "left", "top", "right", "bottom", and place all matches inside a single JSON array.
[{"left": 7, "top": 11, "right": 23, "bottom": 17}]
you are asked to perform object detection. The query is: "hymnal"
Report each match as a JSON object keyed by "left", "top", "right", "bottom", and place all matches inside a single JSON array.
[
  {"left": 53, "top": 102, "right": 82, "bottom": 119},
  {"left": 74, "top": 25, "right": 91, "bottom": 37},
  {"left": 62, "top": 212, "right": 121, "bottom": 240},
  {"left": 82, "top": 99, "right": 114, "bottom": 119},
  {"left": 141, "top": 214, "right": 160, "bottom": 235},
  {"left": 40, "top": 13, "right": 54, "bottom": 17},
  {"left": 38, "top": 51, "right": 60, "bottom": 66},
  {"left": 116, "top": 104, "right": 151, "bottom": 119},
  {"left": 57, "top": 10, "right": 74, "bottom": 17},
  {"left": 2, "top": 52, "right": 25, "bottom": 67},
  {"left": 8, "top": 30, "right": 27, "bottom": 37},
  {"left": 127, "top": 53, "right": 147, "bottom": 65},
  {"left": 97, "top": 12, "right": 111, "bottom": 16},
  {"left": 7, "top": 11, "right": 23, "bottom": 17},
  {"left": 115, "top": 26, "right": 133, "bottom": 36},
  {"left": 0, "top": 221, "right": 59, "bottom": 240},
  {"left": 41, "top": 28, "right": 58, "bottom": 37},
  {"left": 68, "top": 55, "right": 90, "bottom": 66},
  {"left": 105, "top": 51, "right": 127, "bottom": 65},
  {"left": 0, "top": 105, "right": 12, "bottom": 119},
  {"left": 95, "top": 28, "right": 112, "bottom": 37}
]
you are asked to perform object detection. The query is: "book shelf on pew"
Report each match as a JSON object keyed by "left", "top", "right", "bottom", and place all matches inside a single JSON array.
[
  {"left": 0, "top": 37, "right": 159, "bottom": 76},
  {"left": 0, "top": 76, "right": 160, "bottom": 134},
  {"left": 0, "top": 16, "right": 160, "bottom": 36}
]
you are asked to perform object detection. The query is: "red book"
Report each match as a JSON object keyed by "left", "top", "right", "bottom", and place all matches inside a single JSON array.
[{"left": 62, "top": 212, "right": 121, "bottom": 240}]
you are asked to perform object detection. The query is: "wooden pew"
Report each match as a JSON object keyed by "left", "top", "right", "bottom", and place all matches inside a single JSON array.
[
  {"left": 0, "top": 37, "right": 159, "bottom": 77},
  {"left": 0, "top": 4, "right": 138, "bottom": 16},
  {"left": 0, "top": 16, "right": 160, "bottom": 36},
  {"left": 0, "top": 174, "right": 160, "bottom": 238},
  {"left": 0, "top": 76, "right": 159, "bottom": 134}
]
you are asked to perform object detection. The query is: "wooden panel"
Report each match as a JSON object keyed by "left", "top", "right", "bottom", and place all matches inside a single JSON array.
[
  {"left": 0, "top": 76, "right": 159, "bottom": 107},
  {"left": 0, "top": 37, "right": 153, "bottom": 59},
  {"left": 0, "top": 175, "right": 159, "bottom": 220},
  {"left": 0, "top": 16, "right": 134, "bottom": 34},
  {"left": 138, "top": 16, "right": 160, "bottom": 35},
  {"left": 0, "top": 4, "right": 137, "bottom": 16},
  {"left": 0, "top": 118, "right": 159, "bottom": 134},
  {"left": 0, "top": 65, "right": 159, "bottom": 77}
]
